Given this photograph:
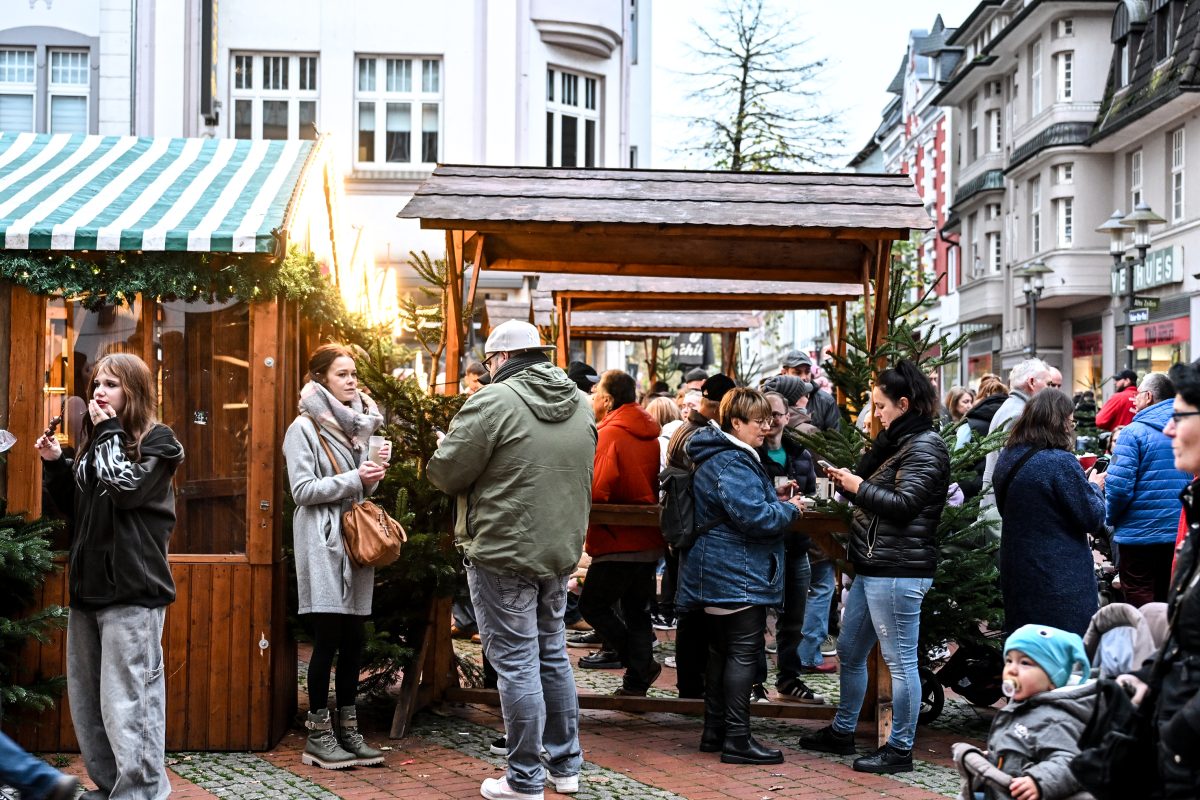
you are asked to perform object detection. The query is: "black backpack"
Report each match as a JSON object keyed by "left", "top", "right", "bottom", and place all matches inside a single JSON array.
[{"left": 659, "top": 464, "right": 725, "bottom": 551}]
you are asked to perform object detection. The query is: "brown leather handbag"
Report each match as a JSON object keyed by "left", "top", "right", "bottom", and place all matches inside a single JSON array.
[{"left": 310, "top": 418, "right": 405, "bottom": 568}]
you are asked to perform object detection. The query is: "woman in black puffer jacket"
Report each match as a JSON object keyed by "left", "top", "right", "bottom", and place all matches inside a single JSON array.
[{"left": 799, "top": 360, "right": 950, "bottom": 775}]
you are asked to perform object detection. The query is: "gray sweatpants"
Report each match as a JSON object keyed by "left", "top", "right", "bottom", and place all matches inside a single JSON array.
[{"left": 67, "top": 605, "right": 170, "bottom": 800}]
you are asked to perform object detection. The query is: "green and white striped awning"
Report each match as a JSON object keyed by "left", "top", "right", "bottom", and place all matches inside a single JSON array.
[{"left": 0, "top": 132, "right": 315, "bottom": 253}]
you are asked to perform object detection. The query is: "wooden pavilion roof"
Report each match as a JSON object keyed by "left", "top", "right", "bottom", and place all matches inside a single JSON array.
[
  {"left": 481, "top": 299, "right": 532, "bottom": 332},
  {"left": 398, "top": 165, "right": 931, "bottom": 284},
  {"left": 533, "top": 274, "right": 862, "bottom": 312}
]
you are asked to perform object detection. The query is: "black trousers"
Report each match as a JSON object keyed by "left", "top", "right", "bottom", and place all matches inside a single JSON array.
[
  {"left": 307, "top": 613, "right": 367, "bottom": 711},
  {"left": 1119, "top": 542, "right": 1176, "bottom": 607},
  {"left": 675, "top": 608, "right": 710, "bottom": 697},
  {"left": 704, "top": 606, "right": 767, "bottom": 737},
  {"left": 579, "top": 561, "right": 658, "bottom": 690}
]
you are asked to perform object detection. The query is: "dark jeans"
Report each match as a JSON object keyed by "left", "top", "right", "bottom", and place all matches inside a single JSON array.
[
  {"left": 579, "top": 561, "right": 658, "bottom": 691},
  {"left": 704, "top": 606, "right": 767, "bottom": 737},
  {"left": 1119, "top": 542, "right": 1176, "bottom": 607},
  {"left": 660, "top": 550, "right": 678, "bottom": 619},
  {"left": 774, "top": 539, "right": 812, "bottom": 682},
  {"left": 675, "top": 608, "right": 710, "bottom": 697}
]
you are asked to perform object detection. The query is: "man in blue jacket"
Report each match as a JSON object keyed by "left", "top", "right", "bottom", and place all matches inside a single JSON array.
[{"left": 1104, "top": 372, "right": 1193, "bottom": 606}]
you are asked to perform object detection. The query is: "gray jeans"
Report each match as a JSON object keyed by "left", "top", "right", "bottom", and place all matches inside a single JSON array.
[
  {"left": 466, "top": 562, "right": 581, "bottom": 794},
  {"left": 67, "top": 605, "right": 169, "bottom": 800}
]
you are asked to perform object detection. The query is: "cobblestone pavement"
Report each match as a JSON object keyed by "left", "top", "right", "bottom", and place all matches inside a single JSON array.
[{"left": 36, "top": 630, "right": 990, "bottom": 799}]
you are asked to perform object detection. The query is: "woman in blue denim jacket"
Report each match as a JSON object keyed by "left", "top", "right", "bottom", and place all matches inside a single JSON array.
[{"left": 678, "top": 388, "right": 806, "bottom": 766}]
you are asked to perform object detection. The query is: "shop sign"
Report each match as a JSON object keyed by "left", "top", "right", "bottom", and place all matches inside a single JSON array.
[
  {"left": 1132, "top": 317, "right": 1190, "bottom": 349},
  {"left": 1128, "top": 308, "right": 1150, "bottom": 324},
  {"left": 1072, "top": 332, "right": 1103, "bottom": 357},
  {"left": 673, "top": 332, "right": 706, "bottom": 365},
  {"left": 1132, "top": 296, "right": 1160, "bottom": 309},
  {"left": 1111, "top": 245, "right": 1184, "bottom": 294}
]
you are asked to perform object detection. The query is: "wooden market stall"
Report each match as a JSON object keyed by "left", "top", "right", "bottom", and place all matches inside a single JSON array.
[
  {"left": 394, "top": 164, "right": 931, "bottom": 742},
  {"left": 0, "top": 131, "right": 348, "bottom": 751}
]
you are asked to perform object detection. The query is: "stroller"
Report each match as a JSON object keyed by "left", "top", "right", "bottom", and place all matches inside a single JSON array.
[
  {"left": 951, "top": 742, "right": 1095, "bottom": 800},
  {"left": 918, "top": 634, "right": 1005, "bottom": 725}
]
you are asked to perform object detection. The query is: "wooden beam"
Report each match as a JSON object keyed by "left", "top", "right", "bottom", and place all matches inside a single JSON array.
[
  {"left": 721, "top": 331, "right": 738, "bottom": 378},
  {"left": 490, "top": 258, "right": 859, "bottom": 285},
  {"left": 465, "top": 234, "right": 486, "bottom": 331},
  {"left": 6, "top": 287, "right": 47, "bottom": 517},
  {"left": 554, "top": 296, "right": 570, "bottom": 368},
  {"left": 835, "top": 301, "right": 848, "bottom": 409},
  {"left": 443, "top": 230, "right": 465, "bottom": 393},
  {"left": 246, "top": 301, "right": 279, "bottom": 565},
  {"left": 419, "top": 218, "right": 913, "bottom": 243}
]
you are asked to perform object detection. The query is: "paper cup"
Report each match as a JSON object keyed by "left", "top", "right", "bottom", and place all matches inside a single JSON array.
[
  {"left": 1078, "top": 454, "right": 1097, "bottom": 471},
  {"left": 368, "top": 435, "right": 387, "bottom": 462}
]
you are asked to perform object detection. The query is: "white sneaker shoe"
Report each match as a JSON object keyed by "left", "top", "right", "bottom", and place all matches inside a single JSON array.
[
  {"left": 481, "top": 776, "right": 544, "bottom": 799},
  {"left": 545, "top": 773, "right": 579, "bottom": 793}
]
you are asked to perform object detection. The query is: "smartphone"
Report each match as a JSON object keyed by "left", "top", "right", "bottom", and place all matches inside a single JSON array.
[
  {"left": 1092, "top": 456, "right": 1110, "bottom": 474},
  {"left": 433, "top": 425, "right": 447, "bottom": 436},
  {"left": 817, "top": 459, "right": 837, "bottom": 472}
]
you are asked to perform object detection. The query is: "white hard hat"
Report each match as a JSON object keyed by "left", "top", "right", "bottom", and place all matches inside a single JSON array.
[{"left": 484, "top": 320, "right": 555, "bottom": 357}]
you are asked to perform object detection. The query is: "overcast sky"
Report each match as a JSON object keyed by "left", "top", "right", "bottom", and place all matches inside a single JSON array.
[{"left": 650, "top": 0, "right": 983, "bottom": 169}]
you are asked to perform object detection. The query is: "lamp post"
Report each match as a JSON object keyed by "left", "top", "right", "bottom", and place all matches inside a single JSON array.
[
  {"left": 1113, "top": 204, "right": 1167, "bottom": 370},
  {"left": 1013, "top": 260, "right": 1054, "bottom": 357}
]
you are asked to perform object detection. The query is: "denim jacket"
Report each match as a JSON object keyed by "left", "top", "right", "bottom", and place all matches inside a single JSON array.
[{"left": 675, "top": 424, "right": 799, "bottom": 610}]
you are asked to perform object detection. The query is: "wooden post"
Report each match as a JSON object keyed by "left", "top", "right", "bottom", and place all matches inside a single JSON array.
[
  {"left": 554, "top": 296, "right": 570, "bottom": 367},
  {"left": 6, "top": 287, "right": 47, "bottom": 517},
  {"left": 834, "top": 301, "right": 848, "bottom": 409},
  {"left": 443, "top": 230, "right": 465, "bottom": 393},
  {"left": 721, "top": 331, "right": 738, "bottom": 378}
]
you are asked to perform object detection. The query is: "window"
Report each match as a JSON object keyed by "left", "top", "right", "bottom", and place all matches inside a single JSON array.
[
  {"left": 1030, "top": 177, "right": 1042, "bottom": 253},
  {"left": 1055, "top": 162, "right": 1074, "bottom": 184},
  {"left": 1055, "top": 198, "right": 1074, "bottom": 246},
  {"left": 629, "top": 146, "right": 638, "bottom": 168},
  {"left": 1057, "top": 18, "right": 1074, "bottom": 38},
  {"left": 354, "top": 56, "right": 442, "bottom": 166},
  {"left": 1156, "top": 3, "right": 1178, "bottom": 61},
  {"left": 630, "top": 0, "right": 638, "bottom": 65},
  {"left": 1130, "top": 149, "right": 1143, "bottom": 208},
  {"left": 230, "top": 53, "right": 317, "bottom": 140},
  {"left": 968, "top": 98, "right": 979, "bottom": 162},
  {"left": 987, "top": 203, "right": 1002, "bottom": 220},
  {"left": 1030, "top": 40, "right": 1043, "bottom": 115},
  {"left": 987, "top": 232, "right": 1002, "bottom": 273},
  {"left": 970, "top": 212, "right": 981, "bottom": 276},
  {"left": 45, "top": 50, "right": 89, "bottom": 134},
  {"left": 1055, "top": 52, "right": 1073, "bottom": 102},
  {"left": 1172, "top": 128, "right": 1185, "bottom": 222},
  {"left": 546, "top": 66, "right": 599, "bottom": 168},
  {"left": 987, "top": 109, "right": 1002, "bottom": 152},
  {"left": 1118, "top": 40, "right": 1131, "bottom": 88},
  {"left": 0, "top": 48, "right": 35, "bottom": 131}
]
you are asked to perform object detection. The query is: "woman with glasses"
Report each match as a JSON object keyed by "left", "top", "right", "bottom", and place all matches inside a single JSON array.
[
  {"left": 677, "top": 388, "right": 806, "bottom": 765},
  {"left": 800, "top": 359, "right": 949, "bottom": 774},
  {"left": 992, "top": 390, "right": 1104, "bottom": 638}
]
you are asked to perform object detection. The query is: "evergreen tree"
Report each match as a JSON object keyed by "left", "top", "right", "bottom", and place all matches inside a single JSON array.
[{"left": 0, "top": 503, "right": 68, "bottom": 712}]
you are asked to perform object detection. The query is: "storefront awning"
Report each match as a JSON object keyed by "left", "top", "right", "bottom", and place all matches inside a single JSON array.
[{"left": 0, "top": 132, "right": 315, "bottom": 253}]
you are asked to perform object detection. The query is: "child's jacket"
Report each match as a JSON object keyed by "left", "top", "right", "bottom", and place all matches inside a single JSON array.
[{"left": 986, "top": 681, "right": 1097, "bottom": 800}]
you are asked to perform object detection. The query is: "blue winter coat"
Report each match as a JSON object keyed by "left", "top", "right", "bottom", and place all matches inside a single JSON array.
[
  {"left": 1106, "top": 399, "right": 1192, "bottom": 546},
  {"left": 676, "top": 424, "right": 800, "bottom": 610}
]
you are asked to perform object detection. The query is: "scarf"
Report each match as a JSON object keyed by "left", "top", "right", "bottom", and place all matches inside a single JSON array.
[
  {"left": 491, "top": 350, "right": 551, "bottom": 384},
  {"left": 854, "top": 410, "right": 935, "bottom": 479},
  {"left": 298, "top": 380, "right": 383, "bottom": 453}
]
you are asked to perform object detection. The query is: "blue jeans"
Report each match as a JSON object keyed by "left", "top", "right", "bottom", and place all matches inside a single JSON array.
[
  {"left": 774, "top": 540, "right": 811, "bottom": 681},
  {"left": 0, "top": 729, "right": 64, "bottom": 799},
  {"left": 798, "top": 559, "right": 836, "bottom": 667},
  {"left": 467, "top": 562, "right": 582, "bottom": 794},
  {"left": 832, "top": 575, "right": 932, "bottom": 751}
]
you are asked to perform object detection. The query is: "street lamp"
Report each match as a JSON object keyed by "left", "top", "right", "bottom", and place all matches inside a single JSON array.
[
  {"left": 1097, "top": 204, "right": 1168, "bottom": 371},
  {"left": 1013, "top": 259, "right": 1054, "bottom": 357}
]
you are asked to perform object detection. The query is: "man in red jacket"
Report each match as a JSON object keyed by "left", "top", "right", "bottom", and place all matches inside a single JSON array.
[
  {"left": 1097, "top": 369, "right": 1139, "bottom": 431},
  {"left": 579, "top": 370, "right": 665, "bottom": 696}
]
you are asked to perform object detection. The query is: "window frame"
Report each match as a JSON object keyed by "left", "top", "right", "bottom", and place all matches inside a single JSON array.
[
  {"left": 987, "top": 231, "right": 1002, "bottom": 273},
  {"left": 1030, "top": 176, "right": 1042, "bottom": 253},
  {"left": 229, "top": 52, "right": 319, "bottom": 141},
  {"left": 0, "top": 47, "right": 37, "bottom": 132},
  {"left": 546, "top": 65, "right": 601, "bottom": 168},
  {"left": 353, "top": 54, "right": 443, "bottom": 169},
  {"left": 1172, "top": 127, "right": 1185, "bottom": 222},
  {"left": 1130, "top": 148, "right": 1144, "bottom": 208},
  {"left": 1055, "top": 197, "right": 1074, "bottom": 247},
  {"left": 46, "top": 49, "right": 90, "bottom": 135},
  {"left": 1030, "top": 39, "right": 1043, "bottom": 116},
  {"left": 1055, "top": 51, "right": 1073, "bottom": 102}
]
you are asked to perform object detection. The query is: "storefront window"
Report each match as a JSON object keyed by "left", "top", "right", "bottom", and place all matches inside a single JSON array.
[
  {"left": 967, "top": 353, "right": 993, "bottom": 389},
  {"left": 1071, "top": 332, "right": 1103, "bottom": 395},
  {"left": 1133, "top": 317, "right": 1190, "bottom": 376},
  {"left": 156, "top": 299, "right": 250, "bottom": 554}
]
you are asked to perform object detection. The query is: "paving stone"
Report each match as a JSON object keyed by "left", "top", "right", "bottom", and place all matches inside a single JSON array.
[{"left": 168, "top": 752, "right": 341, "bottom": 800}]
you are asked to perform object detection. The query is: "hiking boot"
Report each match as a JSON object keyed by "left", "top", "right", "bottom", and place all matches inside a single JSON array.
[
  {"left": 853, "top": 743, "right": 913, "bottom": 774},
  {"left": 797, "top": 724, "right": 857, "bottom": 756},
  {"left": 579, "top": 649, "right": 622, "bottom": 669},
  {"left": 302, "top": 709, "right": 357, "bottom": 769},
  {"left": 335, "top": 706, "right": 384, "bottom": 766}
]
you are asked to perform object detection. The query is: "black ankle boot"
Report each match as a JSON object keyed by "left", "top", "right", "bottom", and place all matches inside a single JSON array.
[
  {"left": 699, "top": 726, "right": 724, "bottom": 753},
  {"left": 721, "top": 734, "right": 784, "bottom": 765},
  {"left": 852, "top": 743, "right": 913, "bottom": 774}
]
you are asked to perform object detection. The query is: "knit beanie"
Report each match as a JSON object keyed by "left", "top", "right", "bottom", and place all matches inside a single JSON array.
[
  {"left": 1004, "top": 624, "right": 1090, "bottom": 688},
  {"left": 762, "top": 375, "right": 813, "bottom": 406}
]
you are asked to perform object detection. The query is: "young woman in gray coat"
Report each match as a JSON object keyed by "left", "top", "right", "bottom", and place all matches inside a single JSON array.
[{"left": 283, "top": 344, "right": 388, "bottom": 770}]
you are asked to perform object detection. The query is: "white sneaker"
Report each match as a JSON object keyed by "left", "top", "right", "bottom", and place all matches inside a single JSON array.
[
  {"left": 481, "top": 776, "right": 544, "bottom": 800},
  {"left": 545, "top": 773, "right": 580, "bottom": 793}
]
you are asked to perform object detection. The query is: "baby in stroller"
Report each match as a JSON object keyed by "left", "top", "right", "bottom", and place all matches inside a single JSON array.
[{"left": 952, "top": 624, "right": 1095, "bottom": 800}]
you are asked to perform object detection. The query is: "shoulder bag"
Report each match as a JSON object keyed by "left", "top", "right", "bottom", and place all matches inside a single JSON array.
[{"left": 309, "top": 417, "right": 406, "bottom": 568}]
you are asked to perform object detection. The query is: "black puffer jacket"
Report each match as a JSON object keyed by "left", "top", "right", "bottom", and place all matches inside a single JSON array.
[
  {"left": 847, "top": 428, "right": 950, "bottom": 578},
  {"left": 959, "top": 392, "right": 1007, "bottom": 499}
]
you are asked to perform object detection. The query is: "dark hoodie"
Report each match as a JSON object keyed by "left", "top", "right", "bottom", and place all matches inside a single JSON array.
[
  {"left": 586, "top": 402, "right": 663, "bottom": 557},
  {"left": 959, "top": 392, "right": 1007, "bottom": 499},
  {"left": 45, "top": 416, "right": 185, "bottom": 610}
]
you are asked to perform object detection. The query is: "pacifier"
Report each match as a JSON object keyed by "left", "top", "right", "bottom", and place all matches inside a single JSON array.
[{"left": 1001, "top": 679, "right": 1018, "bottom": 698}]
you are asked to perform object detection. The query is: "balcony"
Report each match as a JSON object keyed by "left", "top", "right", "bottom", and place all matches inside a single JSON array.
[
  {"left": 956, "top": 274, "right": 1006, "bottom": 324},
  {"left": 1011, "top": 252, "right": 1113, "bottom": 309},
  {"left": 531, "top": 0, "right": 623, "bottom": 57}
]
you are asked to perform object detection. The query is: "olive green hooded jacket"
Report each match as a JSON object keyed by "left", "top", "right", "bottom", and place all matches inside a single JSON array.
[{"left": 427, "top": 361, "right": 597, "bottom": 578}]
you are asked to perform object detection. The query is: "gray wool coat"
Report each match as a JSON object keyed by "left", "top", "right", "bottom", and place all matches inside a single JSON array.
[{"left": 283, "top": 415, "right": 376, "bottom": 616}]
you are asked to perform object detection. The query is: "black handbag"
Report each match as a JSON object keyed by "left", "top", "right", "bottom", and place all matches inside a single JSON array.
[{"left": 1069, "top": 676, "right": 1159, "bottom": 799}]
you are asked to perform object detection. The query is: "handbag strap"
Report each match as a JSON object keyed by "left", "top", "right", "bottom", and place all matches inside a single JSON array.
[
  {"left": 306, "top": 415, "right": 363, "bottom": 502},
  {"left": 994, "top": 446, "right": 1041, "bottom": 514}
]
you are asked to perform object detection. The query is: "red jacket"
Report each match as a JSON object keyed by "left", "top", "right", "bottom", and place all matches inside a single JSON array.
[
  {"left": 585, "top": 402, "right": 664, "bottom": 557},
  {"left": 1096, "top": 386, "right": 1138, "bottom": 431}
]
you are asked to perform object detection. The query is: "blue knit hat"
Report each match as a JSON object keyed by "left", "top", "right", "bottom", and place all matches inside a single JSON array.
[{"left": 1004, "top": 624, "right": 1090, "bottom": 689}]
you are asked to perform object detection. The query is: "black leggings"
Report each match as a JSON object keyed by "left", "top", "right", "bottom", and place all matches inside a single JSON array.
[{"left": 307, "top": 613, "right": 367, "bottom": 712}]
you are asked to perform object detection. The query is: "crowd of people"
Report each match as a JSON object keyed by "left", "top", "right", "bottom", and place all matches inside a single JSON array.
[{"left": 9, "top": 315, "right": 1200, "bottom": 800}]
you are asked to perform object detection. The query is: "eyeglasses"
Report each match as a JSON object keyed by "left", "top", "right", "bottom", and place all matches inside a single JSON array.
[
  {"left": 1170, "top": 411, "right": 1200, "bottom": 424},
  {"left": 482, "top": 352, "right": 503, "bottom": 371},
  {"left": 749, "top": 418, "right": 771, "bottom": 427}
]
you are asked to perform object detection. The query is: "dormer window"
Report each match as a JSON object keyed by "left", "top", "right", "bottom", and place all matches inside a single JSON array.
[
  {"left": 1154, "top": 0, "right": 1181, "bottom": 63},
  {"left": 1112, "top": 0, "right": 1149, "bottom": 89}
]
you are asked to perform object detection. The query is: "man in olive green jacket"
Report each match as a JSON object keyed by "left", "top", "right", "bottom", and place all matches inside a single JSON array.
[{"left": 427, "top": 320, "right": 596, "bottom": 800}]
